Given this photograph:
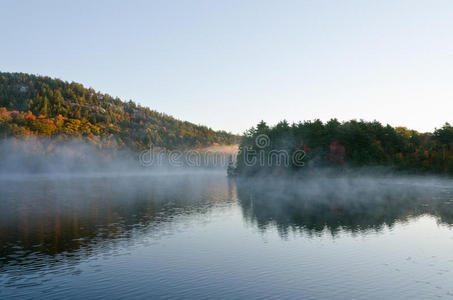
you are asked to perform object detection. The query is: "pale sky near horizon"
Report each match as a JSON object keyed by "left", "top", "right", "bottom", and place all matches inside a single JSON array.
[{"left": 1, "top": 0, "right": 452, "bottom": 134}]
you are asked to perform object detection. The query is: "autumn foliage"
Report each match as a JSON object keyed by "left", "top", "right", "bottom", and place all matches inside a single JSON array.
[{"left": 0, "top": 72, "right": 238, "bottom": 150}]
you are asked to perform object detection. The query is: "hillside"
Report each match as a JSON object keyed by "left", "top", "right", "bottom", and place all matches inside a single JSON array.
[{"left": 0, "top": 72, "right": 238, "bottom": 150}]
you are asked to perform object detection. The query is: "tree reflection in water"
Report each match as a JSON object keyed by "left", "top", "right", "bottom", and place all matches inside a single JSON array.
[
  {"left": 235, "top": 176, "right": 453, "bottom": 237},
  {"left": 0, "top": 173, "right": 452, "bottom": 281},
  {"left": 0, "top": 172, "right": 234, "bottom": 277}
]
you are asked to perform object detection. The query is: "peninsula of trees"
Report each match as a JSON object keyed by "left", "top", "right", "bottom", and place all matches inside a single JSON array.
[{"left": 230, "top": 120, "right": 453, "bottom": 176}]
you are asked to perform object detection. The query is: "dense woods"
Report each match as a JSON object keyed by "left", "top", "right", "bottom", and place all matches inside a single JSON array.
[
  {"left": 0, "top": 72, "right": 238, "bottom": 151},
  {"left": 230, "top": 119, "right": 453, "bottom": 176}
]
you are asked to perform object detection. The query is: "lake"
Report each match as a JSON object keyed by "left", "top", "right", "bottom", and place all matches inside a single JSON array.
[{"left": 1, "top": 172, "right": 453, "bottom": 299}]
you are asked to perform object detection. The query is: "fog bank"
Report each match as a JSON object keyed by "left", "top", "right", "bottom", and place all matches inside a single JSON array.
[{"left": 0, "top": 138, "right": 235, "bottom": 176}]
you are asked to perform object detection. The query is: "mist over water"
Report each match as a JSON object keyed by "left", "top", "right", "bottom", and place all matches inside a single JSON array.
[
  {"left": 0, "top": 138, "right": 452, "bottom": 299},
  {"left": 0, "top": 138, "right": 138, "bottom": 175},
  {"left": 1, "top": 166, "right": 453, "bottom": 299},
  {"left": 0, "top": 138, "right": 237, "bottom": 177}
]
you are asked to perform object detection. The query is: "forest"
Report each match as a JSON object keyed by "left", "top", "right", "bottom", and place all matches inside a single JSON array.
[
  {"left": 0, "top": 72, "right": 238, "bottom": 151},
  {"left": 2, "top": 72, "right": 452, "bottom": 175},
  {"left": 230, "top": 119, "right": 453, "bottom": 176}
]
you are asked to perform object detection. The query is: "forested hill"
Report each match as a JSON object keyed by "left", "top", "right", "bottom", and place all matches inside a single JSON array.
[{"left": 0, "top": 72, "right": 238, "bottom": 150}]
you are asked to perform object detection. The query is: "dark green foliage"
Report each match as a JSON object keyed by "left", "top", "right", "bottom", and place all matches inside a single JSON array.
[{"left": 233, "top": 119, "right": 453, "bottom": 176}]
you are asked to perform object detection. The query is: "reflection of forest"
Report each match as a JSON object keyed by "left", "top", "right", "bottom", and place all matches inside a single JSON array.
[
  {"left": 235, "top": 177, "right": 453, "bottom": 237},
  {"left": 0, "top": 173, "right": 234, "bottom": 274},
  {"left": 1, "top": 174, "right": 452, "bottom": 277}
]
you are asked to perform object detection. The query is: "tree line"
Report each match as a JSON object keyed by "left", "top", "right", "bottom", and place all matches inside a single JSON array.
[{"left": 230, "top": 119, "right": 453, "bottom": 176}]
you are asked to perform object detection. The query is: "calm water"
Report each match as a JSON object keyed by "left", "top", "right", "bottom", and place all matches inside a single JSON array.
[{"left": 1, "top": 172, "right": 453, "bottom": 299}]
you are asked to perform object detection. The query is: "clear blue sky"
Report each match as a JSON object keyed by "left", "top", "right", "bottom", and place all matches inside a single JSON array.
[{"left": 1, "top": 0, "right": 452, "bottom": 134}]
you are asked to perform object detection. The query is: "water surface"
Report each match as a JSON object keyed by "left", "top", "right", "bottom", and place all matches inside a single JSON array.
[{"left": 1, "top": 172, "right": 453, "bottom": 299}]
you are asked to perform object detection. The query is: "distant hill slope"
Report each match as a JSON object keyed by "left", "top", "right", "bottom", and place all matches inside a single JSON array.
[{"left": 0, "top": 72, "right": 238, "bottom": 150}]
